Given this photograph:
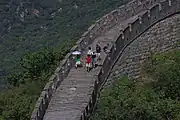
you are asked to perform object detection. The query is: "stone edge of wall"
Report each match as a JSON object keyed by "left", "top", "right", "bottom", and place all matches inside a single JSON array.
[
  {"left": 80, "top": 0, "right": 180, "bottom": 120},
  {"left": 76, "top": 0, "right": 162, "bottom": 50},
  {"left": 31, "top": 0, "right": 166, "bottom": 119}
]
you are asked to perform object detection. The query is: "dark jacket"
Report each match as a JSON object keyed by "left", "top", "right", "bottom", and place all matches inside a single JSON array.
[{"left": 96, "top": 45, "right": 101, "bottom": 53}]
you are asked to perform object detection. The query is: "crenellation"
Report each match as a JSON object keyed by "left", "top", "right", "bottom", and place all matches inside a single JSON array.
[
  {"left": 128, "top": 23, "right": 132, "bottom": 32},
  {"left": 160, "top": 0, "right": 170, "bottom": 13},
  {"left": 158, "top": 3, "right": 162, "bottom": 11},
  {"left": 32, "top": 0, "right": 180, "bottom": 120},
  {"left": 150, "top": 5, "right": 160, "bottom": 21},
  {"left": 124, "top": 27, "right": 131, "bottom": 44},
  {"left": 141, "top": 12, "right": 151, "bottom": 30},
  {"left": 49, "top": 74, "right": 56, "bottom": 82},
  {"left": 138, "top": 16, "right": 142, "bottom": 24},
  {"left": 109, "top": 13, "right": 180, "bottom": 83},
  {"left": 43, "top": 81, "right": 52, "bottom": 91},
  {"left": 168, "top": 0, "right": 172, "bottom": 6},
  {"left": 148, "top": 9, "right": 151, "bottom": 18},
  {"left": 35, "top": 99, "right": 43, "bottom": 119}
]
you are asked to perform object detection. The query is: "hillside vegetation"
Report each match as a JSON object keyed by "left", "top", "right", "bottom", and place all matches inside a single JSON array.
[
  {"left": 0, "top": 0, "right": 130, "bottom": 119},
  {"left": 0, "top": 0, "right": 130, "bottom": 87},
  {"left": 91, "top": 50, "right": 180, "bottom": 120}
]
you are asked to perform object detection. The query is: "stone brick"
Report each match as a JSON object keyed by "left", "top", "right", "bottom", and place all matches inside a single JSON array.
[{"left": 109, "top": 14, "right": 180, "bottom": 82}]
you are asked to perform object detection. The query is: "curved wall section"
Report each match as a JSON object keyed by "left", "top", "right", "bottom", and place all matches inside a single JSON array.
[
  {"left": 76, "top": 0, "right": 161, "bottom": 50},
  {"left": 109, "top": 13, "right": 180, "bottom": 81},
  {"left": 80, "top": 0, "right": 180, "bottom": 119},
  {"left": 31, "top": 0, "right": 179, "bottom": 120}
]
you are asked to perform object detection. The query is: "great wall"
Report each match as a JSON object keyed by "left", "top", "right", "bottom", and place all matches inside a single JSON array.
[{"left": 31, "top": 0, "right": 180, "bottom": 120}]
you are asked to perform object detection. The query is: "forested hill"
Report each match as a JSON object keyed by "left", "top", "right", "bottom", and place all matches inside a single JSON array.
[
  {"left": 0, "top": 0, "right": 61, "bottom": 85},
  {"left": 0, "top": 0, "right": 130, "bottom": 87},
  {"left": 0, "top": 0, "right": 132, "bottom": 119}
]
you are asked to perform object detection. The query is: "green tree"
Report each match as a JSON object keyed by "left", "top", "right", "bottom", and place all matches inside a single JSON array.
[
  {"left": 91, "top": 50, "right": 180, "bottom": 120},
  {"left": 145, "top": 50, "right": 180, "bottom": 100}
]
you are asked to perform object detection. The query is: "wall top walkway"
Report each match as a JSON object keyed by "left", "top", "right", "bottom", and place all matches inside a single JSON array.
[
  {"left": 43, "top": 14, "right": 141, "bottom": 120},
  {"left": 31, "top": 0, "right": 179, "bottom": 120}
]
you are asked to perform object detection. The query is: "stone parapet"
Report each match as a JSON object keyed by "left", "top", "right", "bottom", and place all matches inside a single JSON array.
[
  {"left": 31, "top": 0, "right": 179, "bottom": 120},
  {"left": 80, "top": 0, "right": 180, "bottom": 119},
  {"left": 76, "top": 0, "right": 162, "bottom": 51}
]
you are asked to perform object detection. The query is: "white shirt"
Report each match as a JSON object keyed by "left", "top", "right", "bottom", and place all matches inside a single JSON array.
[{"left": 87, "top": 50, "right": 93, "bottom": 55}]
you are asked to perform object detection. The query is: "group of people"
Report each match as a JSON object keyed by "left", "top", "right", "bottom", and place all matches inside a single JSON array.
[{"left": 75, "top": 42, "right": 110, "bottom": 72}]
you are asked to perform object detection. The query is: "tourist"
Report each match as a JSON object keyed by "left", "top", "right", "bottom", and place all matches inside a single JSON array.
[
  {"left": 103, "top": 43, "right": 109, "bottom": 54},
  {"left": 91, "top": 52, "right": 96, "bottom": 68},
  {"left": 75, "top": 54, "right": 82, "bottom": 69},
  {"left": 87, "top": 46, "right": 93, "bottom": 56},
  {"left": 96, "top": 43, "right": 101, "bottom": 61},
  {"left": 86, "top": 54, "right": 91, "bottom": 72}
]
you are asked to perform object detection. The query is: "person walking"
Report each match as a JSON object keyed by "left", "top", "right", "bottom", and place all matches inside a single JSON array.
[
  {"left": 86, "top": 54, "right": 91, "bottom": 72},
  {"left": 103, "top": 43, "right": 110, "bottom": 54},
  {"left": 91, "top": 52, "right": 96, "bottom": 68},
  {"left": 75, "top": 54, "right": 82, "bottom": 69},
  {"left": 96, "top": 43, "right": 101, "bottom": 61},
  {"left": 87, "top": 46, "right": 93, "bottom": 56}
]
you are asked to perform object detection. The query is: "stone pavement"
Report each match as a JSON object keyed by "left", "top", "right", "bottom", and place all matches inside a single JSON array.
[{"left": 43, "top": 11, "right": 144, "bottom": 120}]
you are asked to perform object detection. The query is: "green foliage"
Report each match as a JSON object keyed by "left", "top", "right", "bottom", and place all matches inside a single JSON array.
[
  {"left": 0, "top": 0, "right": 131, "bottom": 119},
  {"left": 0, "top": 40, "right": 75, "bottom": 119},
  {"left": 145, "top": 50, "right": 180, "bottom": 100},
  {"left": 91, "top": 50, "right": 180, "bottom": 120},
  {"left": 21, "top": 50, "right": 56, "bottom": 77},
  {"left": 0, "top": 82, "right": 41, "bottom": 120},
  {"left": 0, "top": 0, "right": 130, "bottom": 85},
  {"left": 0, "top": 0, "right": 130, "bottom": 84}
]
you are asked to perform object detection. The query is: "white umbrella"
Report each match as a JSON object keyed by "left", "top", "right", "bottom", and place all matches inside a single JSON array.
[{"left": 72, "top": 51, "right": 81, "bottom": 55}]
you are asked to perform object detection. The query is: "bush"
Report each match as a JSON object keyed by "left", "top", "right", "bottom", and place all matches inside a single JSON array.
[
  {"left": 145, "top": 50, "right": 180, "bottom": 100},
  {"left": 0, "top": 40, "right": 75, "bottom": 119},
  {"left": 91, "top": 50, "right": 180, "bottom": 120},
  {"left": 91, "top": 77, "right": 180, "bottom": 120}
]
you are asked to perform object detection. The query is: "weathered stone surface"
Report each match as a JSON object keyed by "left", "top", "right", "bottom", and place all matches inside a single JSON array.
[
  {"left": 108, "top": 13, "right": 180, "bottom": 83},
  {"left": 32, "top": 0, "right": 180, "bottom": 120},
  {"left": 43, "top": 20, "right": 126, "bottom": 120}
]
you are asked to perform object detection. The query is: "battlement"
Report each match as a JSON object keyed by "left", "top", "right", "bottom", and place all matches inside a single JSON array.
[{"left": 31, "top": 0, "right": 180, "bottom": 120}]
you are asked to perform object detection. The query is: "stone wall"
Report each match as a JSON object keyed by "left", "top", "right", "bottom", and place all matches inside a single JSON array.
[
  {"left": 108, "top": 13, "right": 180, "bottom": 82},
  {"left": 80, "top": 0, "right": 180, "bottom": 120},
  {"left": 31, "top": 0, "right": 179, "bottom": 120},
  {"left": 76, "top": 0, "right": 161, "bottom": 50}
]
